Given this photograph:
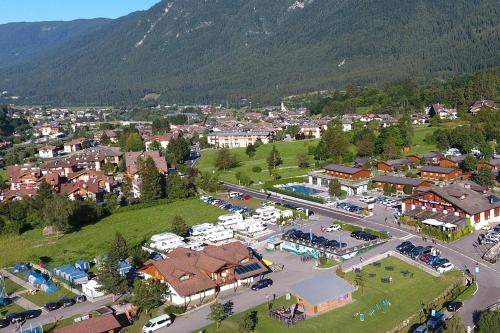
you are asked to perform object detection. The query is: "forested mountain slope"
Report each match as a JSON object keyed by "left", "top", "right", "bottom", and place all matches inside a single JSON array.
[{"left": 1, "top": 0, "right": 499, "bottom": 105}]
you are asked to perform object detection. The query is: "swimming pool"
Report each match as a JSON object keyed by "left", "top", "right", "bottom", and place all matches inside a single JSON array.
[{"left": 283, "top": 184, "right": 320, "bottom": 195}]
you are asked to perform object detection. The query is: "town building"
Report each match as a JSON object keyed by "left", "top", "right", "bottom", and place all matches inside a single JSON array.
[
  {"left": 407, "top": 152, "right": 443, "bottom": 166},
  {"left": 139, "top": 242, "right": 267, "bottom": 305},
  {"left": 323, "top": 164, "right": 372, "bottom": 180},
  {"left": 376, "top": 159, "right": 412, "bottom": 172},
  {"left": 39, "top": 145, "right": 58, "bottom": 159},
  {"left": 372, "top": 175, "right": 432, "bottom": 193},
  {"left": 420, "top": 166, "right": 464, "bottom": 181},
  {"left": 469, "top": 100, "right": 497, "bottom": 115},
  {"left": 53, "top": 314, "right": 121, "bottom": 333},
  {"left": 207, "top": 130, "right": 272, "bottom": 148},
  {"left": 427, "top": 104, "right": 457, "bottom": 119},
  {"left": 439, "top": 155, "right": 465, "bottom": 169},
  {"left": 124, "top": 150, "right": 168, "bottom": 177},
  {"left": 308, "top": 164, "right": 371, "bottom": 196},
  {"left": 94, "top": 130, "right": 118, "bottom": 143},
  {"left": 476, "top": 159, "right": 500, "bottom": 172},
  {"left": 63, "top": 138, "right": 91, "bottom": 153}
]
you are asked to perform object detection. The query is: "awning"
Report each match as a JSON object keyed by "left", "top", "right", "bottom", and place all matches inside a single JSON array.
[{"left": 422, "top": 219, "right": 444, "bottom": 226}]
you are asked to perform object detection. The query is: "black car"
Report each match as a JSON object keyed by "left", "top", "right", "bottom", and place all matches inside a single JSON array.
[
  {"left": 7, "top": 312, "right": 26, "bottom": 324},
  {"left": 446, "top": 301, "right": 463, "bottom": 312},
  {"left": 22, "top": 309, "right": 42, "bottom": 319},
  {"left": 59, "top": 297, "right": 76, "bottom": 308},
  {"left": 45, "top": 302, "right": 61, "bottom": 311},
  {"left": 409, "top": 246, "right": 424, "bottom": 259},
  {"left": 350, "top": 231, "right": 364, "bottom": 239},
  {"left": 251, "top": 278, "right": 273, "bottom": 291},
  {"left": 0, "top": 318, "right": 10, "bottom": 328},
  {"left": 396, "top": 241, "right": 412, "bottom": 251},
  {"left": 400, "top": 244, "right": 416, "bottom": 255}
]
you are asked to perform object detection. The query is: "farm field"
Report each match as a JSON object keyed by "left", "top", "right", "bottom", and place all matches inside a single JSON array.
[
  {"left": 0, "top": 199, "right": 223, "bottom": 267},
  {"left": 198, "top": 257, "right": 461, "bottom": 333},
  {"left": 197, "top": 140, "right": 319, "bottom": 186}
]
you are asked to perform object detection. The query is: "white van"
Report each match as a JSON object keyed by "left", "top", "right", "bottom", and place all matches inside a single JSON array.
[
  {"left": 142, "top": 314, "right": 172, "bottom": 332},
  {"left": 218, "top": 213, "right": 243, "bottom": 227},
  {"left": 207, "top": 229, "right": 234, "bottom": 242},
  {"left": 191, "top": 223, "right": 215, "bottom": 237}
]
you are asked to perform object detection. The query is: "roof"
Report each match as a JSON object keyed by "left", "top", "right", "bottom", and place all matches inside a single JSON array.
[
  {"left": 324, "top": 164, "right": 364, "bottom": 175},
  {"left": 421, "top": 166, "right": 457, "bottom": 174},
  {"left": 290, "top": 273, "right": 356, "bottom": 305},
  {"left": 378, "top": 159, "right": 410, "bottom": 167},
  {"left": 125, "top": 150, "right": 168, "bottom": 175},
  {"left": 53, "top": 314, "right": 121, "bottom": 333},
  {"left": 373, "top": 175, "right": 429, "bottom": 187}
]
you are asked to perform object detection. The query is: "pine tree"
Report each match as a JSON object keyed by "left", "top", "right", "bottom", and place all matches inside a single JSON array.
[
  {"left": 132, "top": 279, "right": 169, "bottom": 314},
  {"left": 214, "top": 148, "right": 237, "bottom": 171},
  {"left": 267, "top": 145, "right": 283, "bottom": 172},
  {"left": 98, "top": 255, "right": 129, "bottom": 300},
  {"left": 109, "top": 232, "right": 129, "bottom": 261},
  {"left": 139, "top": 156, "right": 165, "bottom": 202},
  {"left": 171, "top": 215, "right": 189, "bottom": 237}
]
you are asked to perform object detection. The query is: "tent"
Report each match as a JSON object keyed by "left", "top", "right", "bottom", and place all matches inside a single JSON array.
[
  {"left": 40, "top": 282, "right": 58, "bottom": 294},
  {"left": 75, "top": 260, "right": 91, "bottom": 271},
  {"left": 28, "top": 272, "right": 46, "bottom": 286},
  {"left": 54, "top": 265, "right": 89, "bottom": 285},
  {"left": 82, "top": 279, "right": 105, "bottom": 298},
  {"left": 118, "top": 261, "right": 132, "bottom": 276}
]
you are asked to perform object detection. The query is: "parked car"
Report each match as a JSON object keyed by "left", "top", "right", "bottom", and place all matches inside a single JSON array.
[
  {"left": 413, "top": 324, "right": 428, "bottom": 333},
  {"left": 45, "top": 302, "right": 61, "bottom": 311},
  {"left": 446, "top": 301, "right": 463, "bottom": 312},
  {"left": 0, "top": 318, "right": 9, "bottom": 328},
  {"left": 400, "top": 244, "right": 416, "bottom": 255},
  {"left": 59, "top": 297, "right": 75, "bottom": 308},
  {"left": 359, "top": 196, "right": 376, "bottom": 203},
  {"left": 7, "top": 312, "right": 25, "bottom": 324},
  {"left": 350, "top": 231, "right": 364, "bottom": 239},
  {"left": 427, "top": 256, "right": 441, "bottom": 267},
  {"left": 142, "top": 314, "right": 173, "bottom": 332},
  {"left": 22, "top": 309, "right": 42, "bottom": 319},
  {"left": 251, "top": 278, "right": 273, "bottom": 291},
  {"left": 326, "top": 224, "right": 341, "bottom": 232},
  {"left": 420, "top": 254, "right": 432, "bottom": 263},
  {"left": 432, "top": 258, "right": 449, "bottom": 269},
  {"left": 437, "top": 262, "right": 454, "bottom": 273},
  {"left": 396, "top": 241, "right": 412, "bottom": 251}
]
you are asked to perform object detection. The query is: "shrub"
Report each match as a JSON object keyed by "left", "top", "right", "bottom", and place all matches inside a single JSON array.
[
  {"left": 164, "top": 304, "right": 187, "bottom": 314},
  {"left": 252, "top": 166, "right": 262, "bottom": 173}
]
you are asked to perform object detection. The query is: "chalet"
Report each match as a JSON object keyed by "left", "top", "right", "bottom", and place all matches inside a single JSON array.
[
  {"left": 469, "top": 100, "right": 497, "bottom": 115},
  {"left": 66, "top": 170, "right": 113, "bottom": 193},
  {"left": 376, "top": 159, "right": 412, "bottom": 172},
  {"left": 53, "top": 314, "right": 121, "bottom": 333},
  {"left": 125, "top": 151, "right": 168, "bottom": 177},
  {"left": 427, "top": 104, "right": 457, "bottom": 119},
  {"left": 407, "top": 152, "right": 443, "bottom": 166},
  {"left": 439, "top": 156, "right": 465, "bottom": 169},
  {"left": 403, "top": 184, "right": 500, "bottom": 229},
  {"left": 7, "top": 164, "right": 42, "bottom": 190},
  {"left": 420, "top": 166, "right": 463, "bottom": 181},
  {"left": 39, "top": 145, "right": 58, "bottom": 159},
  {"left": 60, "top": 180, "right": 103, "bottom": 201},
  {"left": 94, "top": 130, "right": 118, "bottom": 143},
  {"left": 1, "top": 188, "right": 38, "bottom": 201},
  {"left": 372, "top": 175, "right": 432, "bottom": 193},
  {"left": 323, "top": 164, "right": 372, "bottom": 180},
  {"left": 139, "top": 242, "right": 267, "bottom": 305},
  {"left": 144, "top": 134, "right": 174, "bottom": 151},
  {"left": 476, "top": 159, "right": 500, "bottom": 172},
  {"left": 341, "top": 119, "right": 352, "bottom": 132},
  {"left": 63, "top": 138, "right": 91, "bottom": 153}
]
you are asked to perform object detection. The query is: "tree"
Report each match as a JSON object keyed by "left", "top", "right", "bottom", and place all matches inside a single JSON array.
[
  {"left": 152, "top": 118, "right": 170, "bottom": 134},
  {"left": 354, "top": 129, "right": 376, "bottom": 157},
  {"left": 398, "top": 111, "right": 414, "bottom": 147},
  {"left": 354, "top": 270, "right": 366, "bottom": 295},
  {"left": 235, "top": 171, "right": 251, "bottom": 186},
  {"left": 171, "top": 215, "right": 189, "bottom": 237},
  {"left": 480, "top": 141, "right": 494, "bottom": 161},
  {"left": 383, "top": 182, "right": 391, "bottom": 195},
  {"left": 168, "top": 137, "right": 190, "bottom": 164},
  {"left": 124, "top": 132, "right": 144, "bottom": 152},
  {"left": 109, "top": 232, "right": 129, "bottom": 261},
  {"left": 43, "top": 195, "right": 72, "bottom": 235},
  {"left": 246, "top": 143, "right": 256, "bottom": 158},
  {"left": 296, "top": 153, "right": 310, "bottom": 168},
  {"left": 238, "top": 311, "right": 258, "bottom": 333},
  {"left": 121, "top": 175, "right": 133, "bottom": 204},
  {"left": 285, "top": 125, "right": 301, "bottom": 138},
  {"left": 444, "top": 315, "right": 466, "bottom": 333},
  {"left": 267, "top": 145, "right": 283, "bottom": 172},
  {"left": 477, "top": 310, "right": 500, "bottom": 333},
  {"left": 475, "top": 167, "right": 494, "bottom": 188},
  {"left": 167, "top": 174, "right": 196, "bottom": 199},
  {"left": 103, "top": 162, "right": 116, "bottom": 174},
  {"left": 100, "top": 132, "right": 111, "bottom": 145},
  {"left": 329, "top": 179, "right": 342, "bottom": 197},
  {"left": 463, "top": 154, "right": 477, "bottom": 172},
  {"left": 105, "top": 192, "right": 118, "bottom": 210},
  {"left": 214, "top": 148, "right": 237, "bottom": 171},
  {"left": 254, "top": 138, "right": 263, "bottom": 148},
  {"left": 139, "top": 156, "right": 165, "bottom": 202},
  {"left": 98, "top": 255, "right": 129, "bottom": 300},
  {"left": 208, "top": 301, "right": 227, "bottom": 332},
  {"left": 132, "top": 279, "right": 169, "bottom": 314},
  {"left": 37, "top": 180, "right": 54, "bottom": 202},
  {"left": 148, "top": 140, "right": 162, "bottom": 153},
  {"left": 403, "top": 184, "right": 413, "bottom": 195}
]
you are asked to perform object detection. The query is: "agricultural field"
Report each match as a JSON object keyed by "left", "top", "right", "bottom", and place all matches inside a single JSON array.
[
  {"left": 0, "top": 199, "right": 223, "bottom": 267},
  {"left": 199, "top": 257, "right": 461, "bottom": 333},
  {"left": 197, "top": 140, "right": 319, "bottom": 186}
]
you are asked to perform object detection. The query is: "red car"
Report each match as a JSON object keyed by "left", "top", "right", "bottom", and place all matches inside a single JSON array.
[
  {"left": 242, "top": 195, "right": 252, "bottom": 200},
  {"left": 420, "top": 253, "right": 432, "bottom": 263}
]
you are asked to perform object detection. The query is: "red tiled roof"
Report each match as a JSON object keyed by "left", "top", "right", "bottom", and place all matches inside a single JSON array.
[{"left": 53, "top": 314, "right": 121, "bottom": 333}]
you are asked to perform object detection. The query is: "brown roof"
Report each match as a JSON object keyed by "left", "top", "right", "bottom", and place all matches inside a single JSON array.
[
  {"left": 421, "top": 166, "right": 457, "bottom": 174},
  {"left": 324, "top": 164, "right": 364, "bottom": 175},
  {"left": 53, "top": 314, "right": 121, "bottom": 333},
  {"left": 125, "top": 151, "right": 168, "bottom": 175}
]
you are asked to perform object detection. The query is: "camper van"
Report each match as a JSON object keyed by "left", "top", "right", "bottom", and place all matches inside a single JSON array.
[
  {"left": 190, "top": 223, "right": 215, "bottom": 237},
  {"left": 149, "top": 233, "right": 185, "bottom": 251},
  {"left": 199, "top": 225, "right": 227, "bottom": 241},
  {"left": 236, "top": 218, "right": 266, "bottom": 233},
  {"left": 218, "top": 213, "right": 244, "bottom": 227},
  {"left": 207, "top": 229, "right": 234, "bottom": 242}
]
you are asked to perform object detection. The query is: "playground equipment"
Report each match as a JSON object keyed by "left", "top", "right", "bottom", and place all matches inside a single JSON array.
[
  {"left": 354, "top": 299, "right": 391, "bottom": 321},
  {"left": 0, "top": 275, "right": 8, "bottom": 306}
]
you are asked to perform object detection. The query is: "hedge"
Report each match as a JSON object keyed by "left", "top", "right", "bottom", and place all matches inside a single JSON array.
[
  {"left": 263, "top": 176, "right": 307, "bottom": 188},
  {"left": 338, "top": 221, "right": 390, "bottom": 239}
]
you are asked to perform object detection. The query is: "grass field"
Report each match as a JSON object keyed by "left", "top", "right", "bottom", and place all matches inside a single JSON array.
[
  {"left": 4, "top": 278, "right": 24, "bottom": 295},
  {"left": 0, "top": 199, "right": 224, "bottom": 267},
  {"left": 198, "top": 140, "right": 319, "bottom": 186},
  {"left": 198, "top": 257, "right": 461, "bottom": 333},
  {"left": 0, "top": 302, "right": 25, "bottom": 317},
  {"left": 22, "top": 287, "right": 76, "bottom": 307},
  {"left": 406, "top": 125, "right": 438, "bottom": 155}
]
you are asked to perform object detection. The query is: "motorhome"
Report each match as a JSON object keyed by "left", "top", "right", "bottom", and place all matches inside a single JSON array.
[
  {"left": 206, "top": 229, "right": 234, "bottom": 242},
  {"left": 236, "top": 218, "right": 266, "bottom": 233},
  {"left": 190, "top": 223, "right": 215, "bottom": 237},
  {"left": 218, "top": 213, "right": 244, "bottom": 227},
  {"left": 149, "top": 233, "right": 186, "bottom": 251},
  {"left": 257, "top": 209, "right": 281, "bottom": 223},
  {"left": 199, "top": 225, "right": 227, "bottom": 241}
]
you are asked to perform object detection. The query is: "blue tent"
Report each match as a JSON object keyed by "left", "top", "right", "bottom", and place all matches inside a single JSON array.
[
  {"left": 75, "top": 260, "right": 91, "bottom": 271},
  {"left": 28, "top": 272, "right": 46, "bottom": 286},
  {"left": 54, "top": 265, "right": 89, "bottom": 285},
  {"left": 118, "top": 260, "right": 132, "bottom": 276}
]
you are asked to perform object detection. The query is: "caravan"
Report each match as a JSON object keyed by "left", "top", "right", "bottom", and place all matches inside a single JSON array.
[
  {"left": 150, "top": 233, "right": 186, "bottom": 251},
  {"left": 190, "top": 223, "right": 215, "bottom": 237},
  {"left": 236, "top": 218, "right": 266, "bottom": 233},
  {"left": 206, "top": 229, "right": 234, "bottom": 242},
  {"left": 198, "top": 225, "right": 227, "bottom": 241},
  {"left": 218, "top": 213, "right": 244, "bottom": 227}
]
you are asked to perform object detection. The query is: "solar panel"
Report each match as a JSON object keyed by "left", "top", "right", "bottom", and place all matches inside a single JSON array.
[{"left": 235, "top": 263, "right": 261, "bottom": 275}]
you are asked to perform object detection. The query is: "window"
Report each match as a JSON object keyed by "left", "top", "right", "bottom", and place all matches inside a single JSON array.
[{"left": 180, "top": 274, "right": 190, "bottom": 281}]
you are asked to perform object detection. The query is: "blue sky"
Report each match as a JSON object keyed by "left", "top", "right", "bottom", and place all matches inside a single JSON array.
[{"left": 0, "top": 0, "right": 160, "bottom": 24}]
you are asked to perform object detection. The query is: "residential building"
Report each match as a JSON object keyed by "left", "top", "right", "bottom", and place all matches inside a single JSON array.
[
  {"left": 39, "top": 145, "right": 58, "bottom": 159},
  {"left": 476, "top": 159, "right": 500, "bottom": 172},
  {"left": 439, "top": 155, "right": 465, "bottom": 169},
  {"left": 53, "top": 314, "right": 121, "bottom": 333},
  {"left": 376, "top": 159, "right": 412, "bottom": 172},
  {"left": 144, "top": 134, "right": 174, "bottom": 151},
  {"left": 139, "top": 242, "right": 267, "bottom": 305},
  {"left": 372, "top": 175, "right": 432, "bottom": 193},
  {"left": 125, "top": 151, "right": 168, "bottom": 177},
  {"left": 207, "top": 131, "right": 272, "bottom": 148},
  {"left": 407, "top": 152, "right": 443, "bottom": 166},
  {"left": 420, "top": 166, "right": 464, "bottom": 181},
  {"left": 63, "top": 138, "right": 91, "bottom": 153},
  {"left": 323, "top": 164, "right": 372, "bottom": 180},
  {"left": 94, "top": 130, "right": 118, "bottom": 143},
  {"left": 469, "top": 100, "right": 497, "bottom": 115},
  {"left": 308, "top": 164, "right": 371, "bottom": 196},
  {"left": 427, "top": 104, "right": 457, "bottom": 119}
]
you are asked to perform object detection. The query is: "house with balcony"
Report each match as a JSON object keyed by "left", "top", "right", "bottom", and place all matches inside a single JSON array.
[
  {"left": 308, "top": 164, "right": 371, "bottom": 196},
  {"left": 207, "top": 130, "right": 272, "bottom": 148},
  {"left": 372, "top": 175, "right": 432, "bottom": 193},
  {"left": 139, "top": 242, "right": 267, "bottom": 305},
  {"left": 420, "top": 166, "right": 464, "bottom": 182}
]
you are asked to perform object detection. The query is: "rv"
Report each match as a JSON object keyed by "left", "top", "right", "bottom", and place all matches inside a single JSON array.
[
  {"left": 191, "top": 223, "right": 215, "bottom": 237},
  {"left": 236, "top": 218, "right": 266, "bottom": 233},
  {"left": 150, "top": 233, "right": 185, "bottom": 251},
  {"left": 199, "top": 225, "right": 227, "bottom": 241},
  {"left": 218, "top": 213, "right": 244, "bottom": 227},
  {"left": 206, "top": 229, "right": 234, "bottom": 242}
]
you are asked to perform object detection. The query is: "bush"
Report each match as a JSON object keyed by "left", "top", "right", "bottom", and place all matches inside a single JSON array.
[
  {"left": 164, "top": 304, "right": 187, "bottom": 314},
  {"left": 339, "top": 222, "right": 390, "bottom": 239},
  {"left": 252, "top": 166, "right": 262, "bottom": 173}
]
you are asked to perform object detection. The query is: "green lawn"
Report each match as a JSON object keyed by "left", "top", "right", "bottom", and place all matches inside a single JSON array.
[
  {"left": 0, "top": 199, "right": 224, "bottom": 267},
  {"left": 406, "top": 125, "right": 438, "bottom": 155},
  {"left": 198, "top": 140, "right": 319, "bottom": 187},
  {"left": 4, "top": 278, "right": 25, "bottom": 295},
  {"left": 0, "top": 302, "right": 25, "bottom": 317},
  {"left": 23, "top": 287, "right": 76, "bottom": 307},
  {"left": 198, "top": 257, "right": 461, "bottom": 333}
]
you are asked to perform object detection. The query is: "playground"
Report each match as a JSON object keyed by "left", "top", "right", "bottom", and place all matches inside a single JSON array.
[{"left": 199, "top": 257, "right": 462, "bottom": 333}]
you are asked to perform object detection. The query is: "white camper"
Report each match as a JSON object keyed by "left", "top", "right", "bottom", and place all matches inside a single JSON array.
[
  {"left": 236, "top": 218, "right": 266, "bottom": 233},
  {"left": 218, "top": 213, "right": 243, "bottom": 227},
  {"left": 149, "top": 232, "right": 185, "bottom": 251},
  {"left": 207, "top": 229, "right": 234, "bottom": 242},
  {"left": 199, "top": 225, "right": 227, "bottom": 241}
]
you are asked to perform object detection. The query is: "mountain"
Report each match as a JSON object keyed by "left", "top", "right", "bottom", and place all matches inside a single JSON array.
[
  {"left": 0, "top": 19, "right": 111, "bottom": 67},
  {"left": 0, "top": 0, "right": 499, "bottom": 105}
]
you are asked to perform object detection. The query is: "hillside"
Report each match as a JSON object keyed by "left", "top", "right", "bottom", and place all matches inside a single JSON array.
[
  {"left": 0, "top": 0, "right": 499, "bottom": 105},
  {"left": 0, "top": 18, "right": 110, "bottom": 67}
]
